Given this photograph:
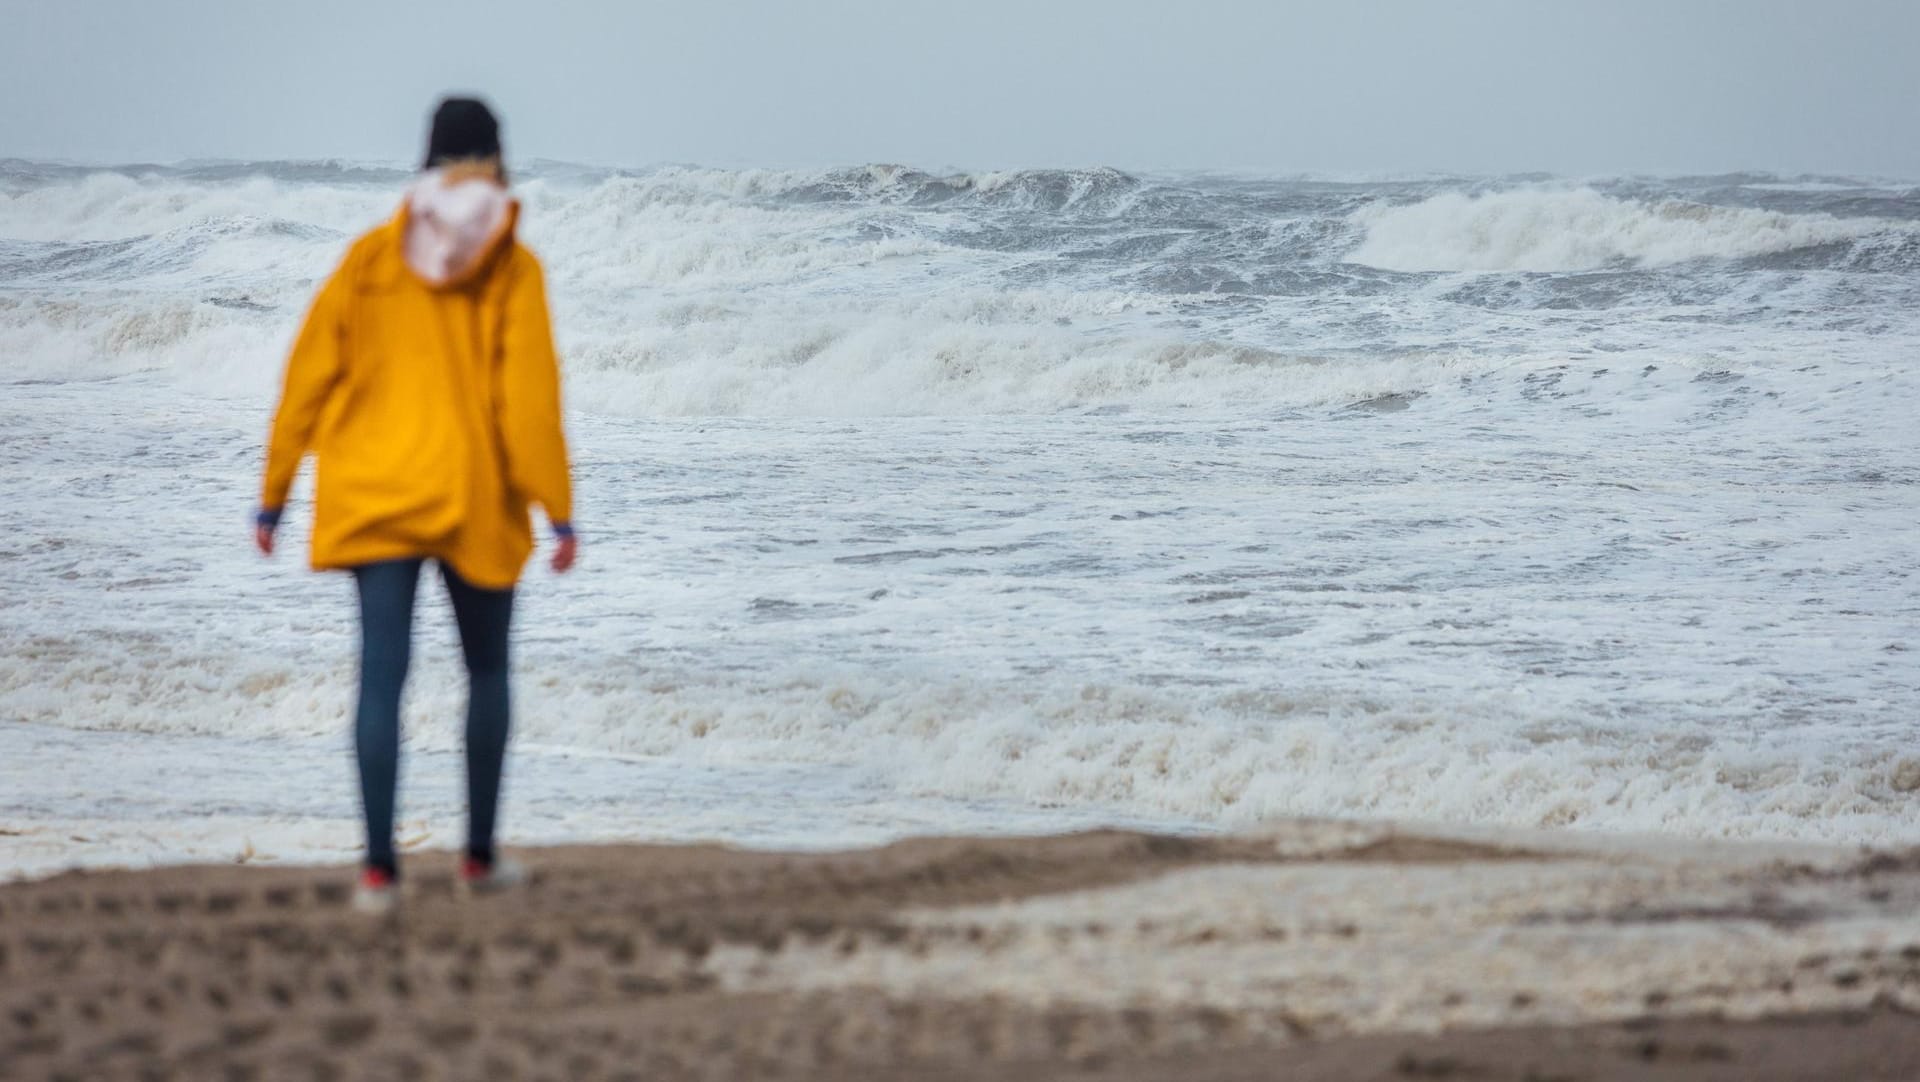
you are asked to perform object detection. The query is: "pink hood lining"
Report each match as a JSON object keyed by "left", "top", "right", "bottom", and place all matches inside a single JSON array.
[{"left": 402, "top": 169, "right": 514, "bottom": 286}]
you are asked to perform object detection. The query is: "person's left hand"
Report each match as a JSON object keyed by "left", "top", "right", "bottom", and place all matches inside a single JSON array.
[
  {"left": 551, "top": 533, "right": 578, "bottom": 573},
  {"left": 255, "top": 522, "right": 276, "bottom": 556}
]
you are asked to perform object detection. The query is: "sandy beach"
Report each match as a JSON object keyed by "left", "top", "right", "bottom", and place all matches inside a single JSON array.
[{"left": 5, "top": 823, "right": 1918, "bottom": 1080}]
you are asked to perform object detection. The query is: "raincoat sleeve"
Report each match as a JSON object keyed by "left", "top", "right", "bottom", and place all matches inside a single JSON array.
[
  {"left": 260, "top": 268, "right": 349, "bottom": 513},
  {"left": 498, "top": 252, "right": 575, "bottom": 527}
]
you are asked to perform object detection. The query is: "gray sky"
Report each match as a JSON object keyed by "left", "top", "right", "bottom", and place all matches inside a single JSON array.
[{"left": 5, "top": 0, "right": 1917, "bottom": 176}]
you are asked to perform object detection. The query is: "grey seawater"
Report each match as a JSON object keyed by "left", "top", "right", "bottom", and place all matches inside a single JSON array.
[{"left": 0, "top": 162, "right": 1916, "bottom": 852}]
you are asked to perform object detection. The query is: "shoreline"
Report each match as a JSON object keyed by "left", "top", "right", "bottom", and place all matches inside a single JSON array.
[{"left": 5, "top": 824, "right": 1918, "bottom": 1079}]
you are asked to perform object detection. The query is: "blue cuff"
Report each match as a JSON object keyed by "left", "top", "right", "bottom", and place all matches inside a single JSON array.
[
  {"left": 552, "top": 522, "right": 575, "bottom": 540},
  {"left": 256, "top": 507, "right": 283, "bottom": 530}
]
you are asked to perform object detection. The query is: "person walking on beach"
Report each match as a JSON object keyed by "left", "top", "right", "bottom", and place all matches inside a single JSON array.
[{"left": 255, "top": 97, "right": 576, "bottom": 913}]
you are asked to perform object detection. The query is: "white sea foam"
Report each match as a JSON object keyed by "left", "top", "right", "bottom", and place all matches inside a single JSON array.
[
  {"left": 0, "top": 171, "right": 1514, "bottom": 412},
  {"left": 7, "top": 168, "right": 1913, "bottom": 412},
  {"left": 1347, "top": 187, "right": 1898, "bottom": 272},
  {"left": 3, "top": 165, "right": 1917, "bottom": 862},
  {"left": 0, "top": 171, "right": 386, "bottom": 245},
  {"left": 5, "top": 366, "right": 1917, "bottom": 848}
]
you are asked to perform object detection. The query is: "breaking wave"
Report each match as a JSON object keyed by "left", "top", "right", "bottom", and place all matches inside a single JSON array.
[
  {"left": 1347, "top": 187, "right": 1903, "bottom": 272},
  {"left": 9, "top": 628, "right": 1917, "bottom": 845},
  {"left": 5, "top": 164, "right": 1919, "bottom": 415}
]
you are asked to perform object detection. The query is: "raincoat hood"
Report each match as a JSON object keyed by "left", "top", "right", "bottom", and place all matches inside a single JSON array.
[{"left": 402, "top": 166, "right": 516, "bottom": 287}]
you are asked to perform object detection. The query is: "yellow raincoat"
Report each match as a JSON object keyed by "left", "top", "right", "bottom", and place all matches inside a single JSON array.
[{"left": 260, "top": 183, "right": 572, "bottom": 590}]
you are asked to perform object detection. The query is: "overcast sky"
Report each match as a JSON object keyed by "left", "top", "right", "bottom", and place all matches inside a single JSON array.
[{"left": 5, "top": 0, "right": 1916, "bottom": 176}]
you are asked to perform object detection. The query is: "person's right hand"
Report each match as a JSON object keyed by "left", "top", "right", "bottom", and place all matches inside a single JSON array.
[{"left": 551, "top": 533, "right": 578, "bottom": 573}]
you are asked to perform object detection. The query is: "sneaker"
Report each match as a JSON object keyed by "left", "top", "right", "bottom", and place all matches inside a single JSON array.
[
  {"left": 351, "top": 866, "right": 399, "bottom": 915},
  {"left": 460, "top": 854, "right": 527, "bottom": 894}
]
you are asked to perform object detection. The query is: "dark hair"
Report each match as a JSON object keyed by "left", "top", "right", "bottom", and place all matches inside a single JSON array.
[{"left": 423, "top": 97, "right": 502, "bottom": 170}]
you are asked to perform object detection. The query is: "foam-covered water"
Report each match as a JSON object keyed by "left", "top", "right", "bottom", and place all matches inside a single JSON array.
[{"left": 3, "top": 160, "right": 1917, "bottom": 863}]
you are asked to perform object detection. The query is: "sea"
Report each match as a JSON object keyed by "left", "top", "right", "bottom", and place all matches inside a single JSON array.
[{"left": 2, "top": 160, "right": 1916, "bottom": 873}]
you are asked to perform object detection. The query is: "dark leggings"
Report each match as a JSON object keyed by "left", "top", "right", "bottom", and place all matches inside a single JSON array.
[{"left": 352, "top": 559, "right": 514, "bottom": 876}]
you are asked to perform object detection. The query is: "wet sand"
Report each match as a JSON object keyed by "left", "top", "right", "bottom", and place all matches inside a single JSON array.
[{"left": 4, "top": 824, "right": 1919, "bottom": 1080}]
